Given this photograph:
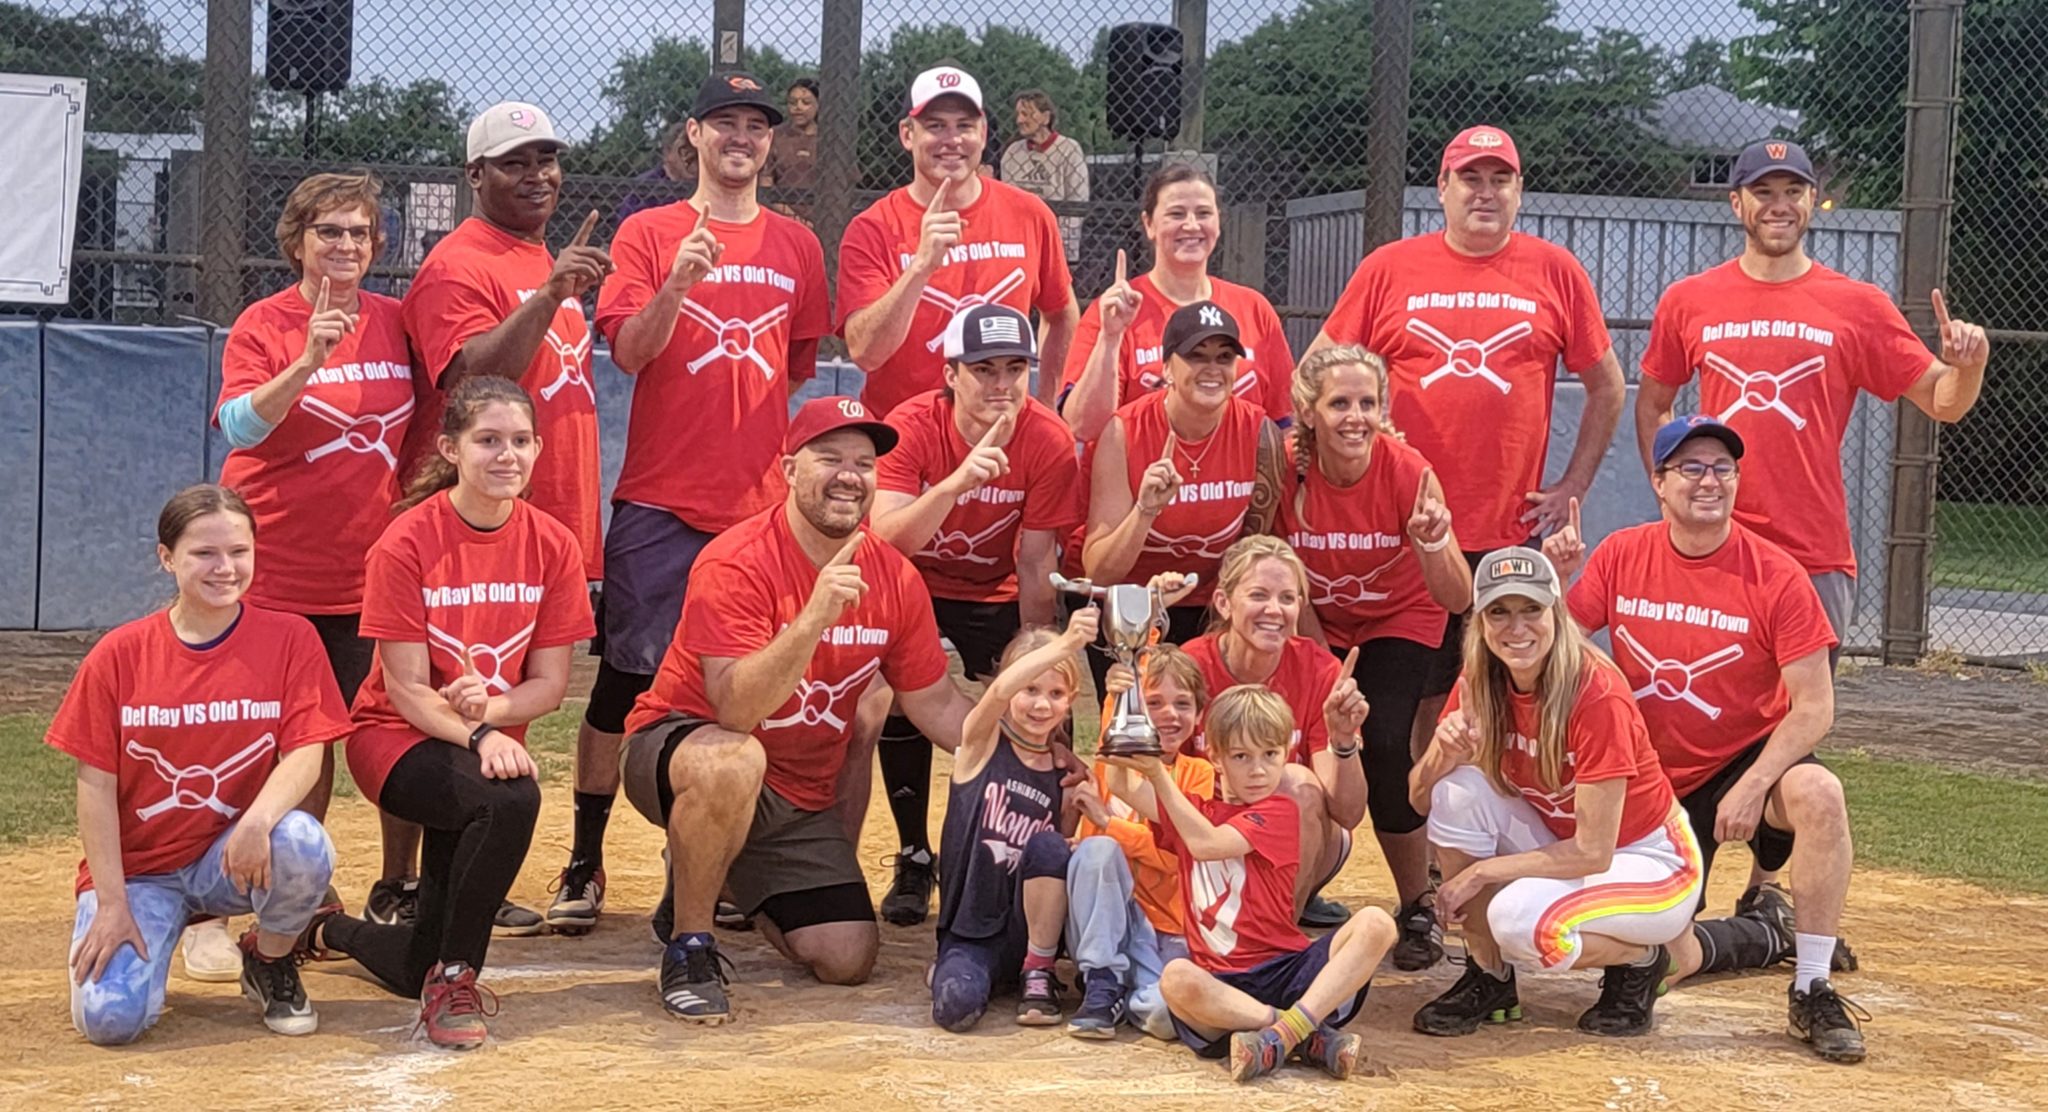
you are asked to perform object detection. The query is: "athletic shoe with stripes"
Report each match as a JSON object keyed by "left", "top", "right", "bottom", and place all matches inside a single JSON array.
[
  {"left": 1065, "top": 968, "right": 1126, "bottom": 1039},
  {"left": 1789, "top": 978, "right": 1869, "bottom": 1063},
  {"left": 417, "top": 961, "right": 497, "bottom": 1050},
  {"left": 1577, "top": 945, "right": 1671, "bottom": 1037},
  {"left": 660, "top": 937, "right": 735, "bottom": 1024},
  {"left": 1291, "top": 1024, "right": 1364, "bottom": 1079},
  {"left": 493, "top": 899, "right": 545, "bottom": 938},
  {"left": 1414, "top": 958, "right": 1521, "bottom": 1036},
  {"left": 1016, "top": 968, "right": 1065, "bottom": 1026},
  {"left": 363, "top": 877, "right": 419, "bottom": 926},
  {"left": 546, "top": 858, "right": 606, "bottom": 935},
  {"left": 1391, "top": 899, "right": 1444, "bottom": 971},
  {"left": 237, "top": 931, "right": 318, "bottom": 1036},
  {"left": 1227, "top": 1028, "right": 1289, "bottom": 1083}
]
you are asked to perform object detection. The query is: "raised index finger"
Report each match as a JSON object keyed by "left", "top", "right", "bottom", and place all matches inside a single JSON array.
[
  {"left": 1567, "top": 495, "right": 1581, "bottom": 535},
  {"left": 460, "top": 647, "right": 479, "bottom": 676},
  {"left": 1114, "top": 249, "right": 1127, "bottom": 286},
  {"left": 829, "top": 532, "right": 863, "bottom": 566},
  {"left": 314, "top": 276, "right": 331, "bottom": 314},
  {"left": 1931, "top": 288, "right": 1953, "bottom": 331},
  {"left": 571, "top": 209, "right": 601, "bottom": 248},
  {"left": 1414, "top": 469, "right": 1434, "bottom": 515},
  {"left": 976, "top": 410, "right": 1013, "bottom": 449},
  {"left": 927, "top": 176, "right": 954, "bottom": 215},
  {"left": 1339, "top": 645, "right": 1360, "bottom": 674},
  {"left": 1160, "top": 431, "right": 1178, "bottom": 466}
]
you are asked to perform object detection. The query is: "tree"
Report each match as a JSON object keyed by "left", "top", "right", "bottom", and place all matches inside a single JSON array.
[
  {"left": 0, "top": 0, "right": 200, "bottom": 134},
  {"left": 253, "top": 78, "right": 470, "bottom": 165},
  {"left": 1671, "top": 37, "right": 1730, "bottom": 92},
  {"left": 579, "top": 37, "right": 811, "bottom": 177}
]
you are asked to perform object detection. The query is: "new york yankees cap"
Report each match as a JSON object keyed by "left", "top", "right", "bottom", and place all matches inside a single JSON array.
[
  {"left": 1472, "top": 546, "right": 1560, "bottom": 611},
  {"left": 943, "top": 304, "right": 1038, "bottom": 364},
  {"left": 1160, "top": 300, "right": 1245, "bottom": 358},
  {"left": 907, "top": 65, "right": 984, "bottom": 117},
  {"left": 1732, "top": 138, "right": 1816, "bottom": 188},
  {"left": 467, "top": 102, "right": 563, "bottom": 162},
  {"left": 784, "top": 396, "right": 900, "bottom": 456},
  {"left": 691, "top": 70, "right": 785, "bottom": 126}
]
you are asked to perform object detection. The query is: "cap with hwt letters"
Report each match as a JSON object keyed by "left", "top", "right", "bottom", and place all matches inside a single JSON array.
[{"left": 1472, "top": 545, "right": 1559, "bottom": 610}]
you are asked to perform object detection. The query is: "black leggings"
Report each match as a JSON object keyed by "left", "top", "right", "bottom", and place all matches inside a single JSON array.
[
  {"left": 1346, "top": 636, "right": 1438, "bottom": 835},
  {"left": 324, "top": 741, "right": 541, "bottom": 996},
  {"left": 304, "top": 611, "right": 375, "bottom": 704}
]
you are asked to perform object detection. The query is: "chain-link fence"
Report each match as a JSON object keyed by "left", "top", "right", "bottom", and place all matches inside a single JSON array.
[{"left": 2, "top": 0, "right": 2039, "bottom": 663}]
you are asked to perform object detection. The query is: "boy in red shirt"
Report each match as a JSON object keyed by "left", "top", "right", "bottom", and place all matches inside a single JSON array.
[
  {"left": 839, "top": 65, "right": 1078, "bottom": 413},
  {"left": 1105, "top": 686, "right": 1395, "bottom": 1083}
]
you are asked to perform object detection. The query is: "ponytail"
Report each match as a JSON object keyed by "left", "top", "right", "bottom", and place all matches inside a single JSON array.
[{"left": 396, "top": 375, "right": 536, "bottom": 512}]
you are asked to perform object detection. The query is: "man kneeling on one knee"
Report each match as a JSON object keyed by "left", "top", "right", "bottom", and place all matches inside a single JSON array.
[{"left": 617, "top": 398, "right": 978, "bottom": 1024}]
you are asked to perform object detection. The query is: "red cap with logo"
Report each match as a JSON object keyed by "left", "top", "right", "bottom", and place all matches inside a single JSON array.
[
  {"left": 784, "top": 396, "right": 900, "bottom": 456},
  {"left": 1440, "top": 125, "right": 1521, "bottom": 175}
]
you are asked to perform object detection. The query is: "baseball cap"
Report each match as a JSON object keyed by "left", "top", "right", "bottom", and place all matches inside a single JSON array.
[
  {"left": 1652, "top": 414, "right": 1746, "bottom": 468},
  {"left": 784, "top": 396, "right": 900, "bottom": 456},
  {"left": 906, "top": 65, "right": 984, "bottom": 117},
  {"left": 1160, "top": 300, "right": 1245, "bottom": 358},
  {"left": 943, "top": 304, "right": 1039, "bottom": 364},
  {"left": 1440, "top": 125, "right": 1521, "bottom": 175},
  {"left": 1472, "top": 546, "right": 1560, "bottom": 611},
  {"left": 692, "top": 70, "right": 785, "bottom": 127},
  {"left": 1731, "top": 138, "right": 1816, "bottom": 188},
  {"left": 466, "top": 102, "right": 562, "bottom": 163}
]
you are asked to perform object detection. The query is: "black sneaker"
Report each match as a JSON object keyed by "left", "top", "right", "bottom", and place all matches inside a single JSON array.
[
  {"left": 1298, "top": 893, "right": 1351, "bottom": 930},
  {"left": 545, "top": 857, "right": 606, "bottom": 935},
  {"left": 1789, "top": 978, "right": 1869, "bottom": 1063},
  {"left": 492, "top": 899, "right": 545, "bottom": 938},
  {"left": 1016, "top": 967, "right": 1064, "bottom": 1026},
  {"left": 1577, "top": 945, "right": 1671, "bottom": 1037},
  {"left": 363, "top": 877, "right": 419, "bottom": 926},
  {"left": 1064, "top": 968, "right": 1125, "bottom": 1039},
  {"left": 237, "top": 932, "right": 317, "bottom": 1036},
  {"left": 1414, "top": 958, "right": 1520, "bottom": 1036},
  {"left": 1736, "top": 883, "right": 1859, "bottom": 971},
  {"left": 714, "top": 899, "right": 755, "bottom": 932},
  {"left": 659, "top": 937, "right": 735, "bottom": 1024},
  {"left": 880, "top": 849, "right": 935, "bottom": 927},
  {"left": 1391, "top": 899, "right": 1444, "bottom": 971}
]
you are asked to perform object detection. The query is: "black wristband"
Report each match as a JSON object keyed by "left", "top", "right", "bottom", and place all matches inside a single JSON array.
[
  {"left": 468, "top": 722, "right": 496, "bottom": 749},
  {"left": 1330, "top": 738, "right": 1362, "bottom": 759}
]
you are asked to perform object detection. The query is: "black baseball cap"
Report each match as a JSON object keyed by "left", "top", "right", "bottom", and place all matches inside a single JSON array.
[
  {"left": 1652, "top": 414, "right": 1745, "bottom": 467},
  {"left": 691, "top": 71, "right": 785, "bottom": 127},
  {"left": 944, "top": 305, "right": 1039, "bottom": 364},
  {"left": 1160, "top": 300, "right": 1245, "bottom": 358},
  {"left": 1731, "top": 138, "right": 1815, "bottom": 188}
]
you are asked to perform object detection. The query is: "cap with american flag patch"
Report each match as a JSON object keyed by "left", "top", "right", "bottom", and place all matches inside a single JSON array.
[{"left": 943, "top": 304, "right": 1039, "bottom": 365}]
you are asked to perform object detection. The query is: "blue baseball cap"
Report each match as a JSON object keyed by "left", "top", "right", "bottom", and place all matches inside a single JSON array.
[
  {"left": 1653, "top": 415, "right": 1745, "bottom": 468},
  {"left": 1731, "top": 138, "right": 1816, "bottom": 188}
]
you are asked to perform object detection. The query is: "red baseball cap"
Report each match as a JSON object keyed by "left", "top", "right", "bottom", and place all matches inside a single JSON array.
[
  {"left": 1440, "top": 125, "right": 1521, "bottom": 175},
  {"left": 784, "top": 396, "right": 899, "bottom": 456}
]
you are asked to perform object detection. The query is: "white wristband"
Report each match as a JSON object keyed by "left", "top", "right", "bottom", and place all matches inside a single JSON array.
[{"left": 1417, "top": 533, "right": 1452, "bottom": 553}]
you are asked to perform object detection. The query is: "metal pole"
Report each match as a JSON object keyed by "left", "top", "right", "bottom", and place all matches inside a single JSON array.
[
  {"left": 814, "top": 0, "right": 863, "bottom": 289},
  {"left": 1173, "top": 0, "right": 1207, "bottom": 150},
  {"left": 1884, "top": 0, "right": 1964, "bottom": 665},
  {"left": 714, "top": 0, "right": 745, "bottom": 71},
  {"left": 198, "top": 0, "right": 253, "bottom": 325},
  {"left": 1362, "top": 0, "right": 1414, "bottom": 251}
]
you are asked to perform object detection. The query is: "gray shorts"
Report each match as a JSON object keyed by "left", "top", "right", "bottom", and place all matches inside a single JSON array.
[
  {"left": 620, "top": 713, "right": 865, "bottom": 916},
  {"left": 1809, "top": 571, "right": 1855, "bottom": 667},
  {"left": 600, "top": 502, "right": 718, "bottom": 675}
]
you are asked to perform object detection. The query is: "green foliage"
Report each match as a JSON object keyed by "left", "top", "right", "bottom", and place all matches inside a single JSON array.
[
  {"left": 1933, "top": 502, "right": 2048, "bottom": 592},
  {"left": 576, "top": 38, "right": 812, "bottom": 177},
  {"left": 254, "top": 78, "right": 471, "bottom": 166},
  {"left": 1830, "top": 749, "right": 2048, "bottom": 894},
  {"left": 0, "top": 0, "right": 200, "bottom": 133}
]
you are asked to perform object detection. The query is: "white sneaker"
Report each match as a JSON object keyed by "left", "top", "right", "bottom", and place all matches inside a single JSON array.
[{"left": 181, "top": 918, "right": 241, "bottom": 982}]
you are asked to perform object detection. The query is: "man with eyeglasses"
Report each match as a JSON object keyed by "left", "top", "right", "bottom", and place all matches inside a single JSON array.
[{"left": 1544, "top": 416, "right": 1866, "bottom": 1065}]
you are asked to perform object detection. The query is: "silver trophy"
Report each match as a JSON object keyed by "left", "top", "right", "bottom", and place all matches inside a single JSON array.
[{"left": 1051, "top": 572, "right": 1198, "bottom": 758}]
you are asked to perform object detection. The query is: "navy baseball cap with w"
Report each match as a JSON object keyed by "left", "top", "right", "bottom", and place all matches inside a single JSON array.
[{"left": 1732, "top": 139, "right": 1816, "bottom": 188}]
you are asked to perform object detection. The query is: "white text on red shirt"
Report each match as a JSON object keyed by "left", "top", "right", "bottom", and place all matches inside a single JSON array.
[
  {"left": 1406, "top": 291, "right": 1538, "bottom": 314},
  {"left": 1614, "top": 595, "right": 1752, "bottom": 635},
  {"left": 1699, "top": 319, "right": 1837, "bottom": 345},
  {"left": 422, "top": 582, "right": 547, "bottom": 607},
  {"left": 122, "top": 698, "right": 284, "bottom": 728}
]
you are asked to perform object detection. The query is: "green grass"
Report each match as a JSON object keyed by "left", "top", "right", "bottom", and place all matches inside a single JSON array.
[
  {"left": 1933, "top": 501, "right": 2048, "bottom": 594},
  {"left": 6, "top": 710, "right": 2046, "bottom": 894}
]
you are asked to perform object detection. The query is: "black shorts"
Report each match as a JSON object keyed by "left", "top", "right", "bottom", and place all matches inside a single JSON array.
[
  {"left": 931, "top": 596, "right": 1022, "bottom": 682},
  {"left": 1168, "top": 933, "right": 1369, "bottom": 1057},
  {"left": 302, "top": 611, "right": 374, "bottom": 705},
  {"left": 1418, "top": 547, "right": 1501, "bottom": 700},
  {"left": 1678, "top": 739, "right": 1822, "bottom": 878}
]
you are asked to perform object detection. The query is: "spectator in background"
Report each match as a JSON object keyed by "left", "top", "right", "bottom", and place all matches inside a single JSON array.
[
  {"left": 765, "top": 78, "right": 820, "bottom": 195},
  {"left": 616, "top": 120, "right": 700, "bottom": 222},
  {"left": 1002, "top": 90, "right": 1088, "bottom": 265}
]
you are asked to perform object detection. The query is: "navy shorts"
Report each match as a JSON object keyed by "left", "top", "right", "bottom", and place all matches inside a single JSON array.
[
  {"left": 600, "top": 502, "right": 718, "bottom": 675},
  {"left": 1168, "top": 933, "right": 1370, "bottom": 1057}
]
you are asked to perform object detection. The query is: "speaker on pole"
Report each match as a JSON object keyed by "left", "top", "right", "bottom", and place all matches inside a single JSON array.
[
  {"left": 1105, "top": 23, "right": 1183, "bottom": 143},
  {"left": 266, "top": 0, "right": 354, "bottom": 94}
]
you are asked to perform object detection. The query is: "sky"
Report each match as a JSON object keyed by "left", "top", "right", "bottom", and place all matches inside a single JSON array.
[{"left": 62, "top": 0, "right": 1765, "bottom": 139}]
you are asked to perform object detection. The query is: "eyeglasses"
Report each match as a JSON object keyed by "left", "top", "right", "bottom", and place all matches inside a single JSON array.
[
  {"left": 309, "top": 224, "right": 375, "bottom": 244},
  {"left": 1663, "top": 460, "right": 1739, "bottom": 482}
]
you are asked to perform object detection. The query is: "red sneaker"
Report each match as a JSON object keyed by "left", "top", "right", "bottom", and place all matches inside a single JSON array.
[{"left": 416, "top": 961, "right": 498, "bottom": 1050}]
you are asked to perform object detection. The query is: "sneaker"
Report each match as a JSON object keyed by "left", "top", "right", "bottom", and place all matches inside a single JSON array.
[
  {"left": 1064, "top": 969, "right": 1125, "bottom": 1039},
  {"left": 492, "top": 899, "right": 545, "bottom": 938},
  {"left": 660, "top": 937, "right": 735, "bottom": 1024},
  {"left": 1577, "top": 945, "right": 1671, "bottom": 1037},
  {"left": 1788, "top": 978, "right": 1869, "bottom": 1063},
  {"left": 363, "top": 878, "right": 419, "bottom": 927},
  {"left": 181, "top": 918, "right": 242, "bottom": 983},
  {"left": 1391, "top": 899, "right": 1444, "bottom": 971},
  {"left": 545, "top": 858, "right": 606, "bottom": 935},
  {"left": 1414, "top": 958, "right": 1521, "bottom": 1037},
  {"left": 1736, "top": 883, "right": 1860, "bottom": 971},
  {"left": 1291, "top": 1024, "right": 1364, "bottom": 1080},
  {"left": 715, "top": 899, "right": 755, "bottom": 932},
  {"left": 1227, "top": 1028, "right": 1288, "bottom": 1083},
  {"left": 237, "top": 931, "right": 317, "bottom": 1036},
  {"left": 879, "top": 849, "right": 935, "bottom": 927},
  {"left": 651, "top": 853, "right": 674, "bottom": 944},
  {"left": 1016, "top": 967, "right": 1065, "bottom": 1026},
  {"left": 1298, "top": 893, "right": 1351, "bottom": 930},
  {"left": 417, "top": 961, "right": 497, "bottom": 1050},
  {"left": 286, "top": 902, "right": 345, "bottom": 963}
]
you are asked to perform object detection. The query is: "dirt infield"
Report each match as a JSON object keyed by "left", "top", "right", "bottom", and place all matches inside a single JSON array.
[{"left": 3, "top": 758, "right": 2046, "bottom": 1112}]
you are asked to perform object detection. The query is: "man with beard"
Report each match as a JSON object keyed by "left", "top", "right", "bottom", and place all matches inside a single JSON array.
[
  {"left": 1545, "top": 416, "right": 1862, "bottom": 1064},
  {"left": 617, "top": 398, "right": 981, "bottom": 1024},
  {"left": 543, "top": 73, "right": 832, "bottom": 937}
]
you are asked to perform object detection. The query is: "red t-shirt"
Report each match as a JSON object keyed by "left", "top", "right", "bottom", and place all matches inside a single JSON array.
[
  {"left": 1061, "top": 275, "right": 1295, "bottom": 424},
  {"left": 346, "top": 493, "right": 595, "bottom": 805},
  {"left": 1445, "top": 665, "right": 1675, "bottom": 845},
  {"left": 1641, "top": 260, "right": 1932, "bottom": 575},
  {"left": 595, "top": 203, "right": 832, "bottom": 532},
  {"left": 1322, "top": 233, "right": 1612, "bottom": 550},
  {"left": 46, "top": 607, "right": 352, "bottom": 894},
  {"left": 876, "top": 392, "right": 1084, "bottom": 602},
  {"left": 401, "top": 216, "right": 603, "bottom": 579},
  {"left": 1279, "top": 434, "right": 1448, "bottom": 650},
  {"left": 837, "top": 179, "right": 1075, "bottom": 416},
  {"left": 1567, "top": 521, "right": 1837, "bottom": 797},
  {"left": 1106, "top": 391, "right": 1266, "bottom": 607},
  {"left": 1181, "top": 633, "right": 1339, "bottom": 765},
  {"left": 625, "top": 513, "right": 952, "bottom": 811},
  {"left": 216, "top": 287, "right": 416, "bottom": 614},
  {"left": 1154, "top": 792, "right": 1306, "bottom": 973}
]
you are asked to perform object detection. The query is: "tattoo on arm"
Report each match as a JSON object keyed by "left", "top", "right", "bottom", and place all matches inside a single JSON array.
[{"left": 1246, "top": 419, "right": 1285, "bottom": 538}]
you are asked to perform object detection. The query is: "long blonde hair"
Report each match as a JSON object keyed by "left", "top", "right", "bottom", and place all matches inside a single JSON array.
[
  {"left": 1206, "top": 534, "right": 1310, "bottom": 635},
  {"left": 1460, "top": 587, "right": 1620, "bottom": 796}
]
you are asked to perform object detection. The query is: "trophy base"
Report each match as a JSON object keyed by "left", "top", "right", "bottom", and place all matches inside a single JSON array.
[{"left": 1097, "top": 734, "right": 1164, "bottom": 759}]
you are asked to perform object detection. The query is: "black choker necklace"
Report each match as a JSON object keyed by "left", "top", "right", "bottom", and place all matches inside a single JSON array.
[{"left": 1000, "top": 720, "right": 1052, "bottom": 754}]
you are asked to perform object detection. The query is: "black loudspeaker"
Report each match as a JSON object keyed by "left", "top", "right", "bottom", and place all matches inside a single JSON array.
[
  {"left": 266, "top": 0, "right": 354, "bottom": 94},
  {"left": 1106, "top": 23, "right": 1183, "bottom": 143}
]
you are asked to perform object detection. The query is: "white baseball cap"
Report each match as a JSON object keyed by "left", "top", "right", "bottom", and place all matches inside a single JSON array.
[
  {"left": 906, "top": 66, "right": 984, "bottom": 117},
  {"left": 466, "top": 102, "right": 563, "bottom": 163}
]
